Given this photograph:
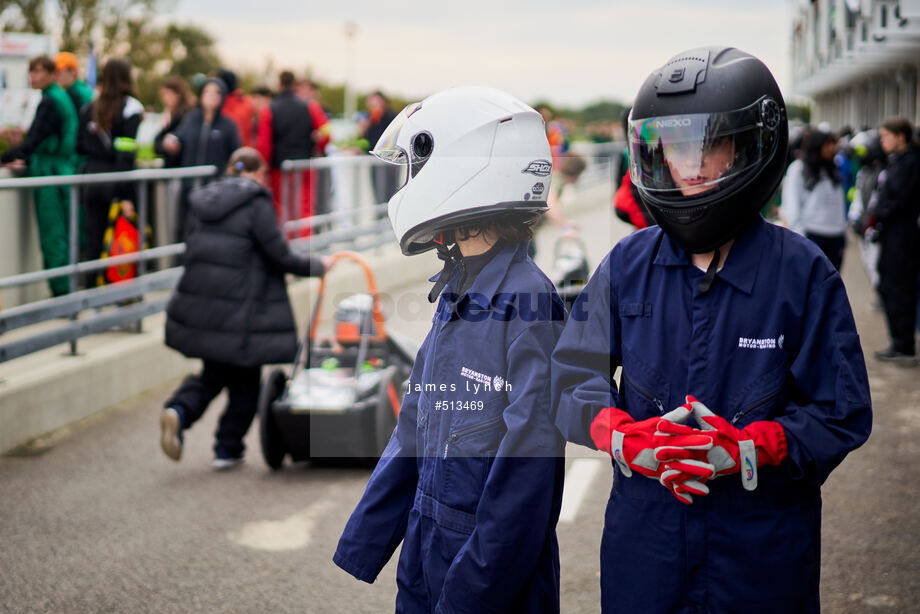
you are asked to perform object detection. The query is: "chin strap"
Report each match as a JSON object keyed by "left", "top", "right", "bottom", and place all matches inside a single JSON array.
[
  {"left": 428, "top": 235, "right": 463, "bottom": 303},
  {"left": 697, "top": 245, "right": 720, "bottom": 294}
]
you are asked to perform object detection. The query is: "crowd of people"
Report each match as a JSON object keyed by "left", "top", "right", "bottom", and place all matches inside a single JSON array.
[
  {"left": 778, "top": 119, "right": 920, "bottom": 365},
  {"left": 0, "top": 53, "right": 409, "bottom": 296}
]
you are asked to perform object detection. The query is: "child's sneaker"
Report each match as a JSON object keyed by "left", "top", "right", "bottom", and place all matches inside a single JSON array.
[
  {"left": 159, "top": 407, "right": 184, "bottom": 461},
  {"left": 211, "top": 455, "right": 244, "bottom": 471}
]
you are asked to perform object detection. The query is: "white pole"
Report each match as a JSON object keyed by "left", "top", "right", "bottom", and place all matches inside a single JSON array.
[{"left": 344, "top": 21, "right": 357, "bottom": 121}]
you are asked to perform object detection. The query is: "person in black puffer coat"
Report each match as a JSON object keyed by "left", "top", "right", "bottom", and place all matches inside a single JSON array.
[{"left": 160, "top": 147, "right": 329, "bottom": 469}]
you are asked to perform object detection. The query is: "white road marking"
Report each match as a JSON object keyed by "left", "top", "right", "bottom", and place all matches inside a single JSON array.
[
  {"left": 228, "top": 500, "right": 335, "bottom": 552},
  {"left": 559, "top": 458, "right": 603, "bottom": 524}
]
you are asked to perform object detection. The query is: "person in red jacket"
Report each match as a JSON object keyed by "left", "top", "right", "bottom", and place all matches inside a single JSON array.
[
  {"left": 614, "top": 169, "right": 654, "bottom": 230},
  {"left": 613, "top": 106, "right": 655, "bottom": 230},
  {"left": 217, "top": 69, "right": 255, "bottom": 148}
]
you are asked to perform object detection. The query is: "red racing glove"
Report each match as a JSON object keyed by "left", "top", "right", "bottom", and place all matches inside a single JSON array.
[
  {"left": 657, "top": 395, "right": 788, "bottom": 491},
  {"left": 590, "top": 405, "right": 715, "bottom": 504}
]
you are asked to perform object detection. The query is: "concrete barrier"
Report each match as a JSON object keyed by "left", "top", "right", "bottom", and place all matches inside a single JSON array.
[
  {"left": 0, "top": 180, "right": 612, "bottom": 455},
  {"left": 0, "top": 168, "right": 48, "bottom": 309}
]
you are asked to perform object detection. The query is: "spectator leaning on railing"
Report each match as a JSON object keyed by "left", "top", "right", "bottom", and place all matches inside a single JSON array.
[{"left": 0, "top": 55, "right": 79, "bottom": 297}]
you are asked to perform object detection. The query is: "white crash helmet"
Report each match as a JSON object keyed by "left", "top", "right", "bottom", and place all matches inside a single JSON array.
[{"left": 372, "top": 86, "right": 552, "bottom": 256}]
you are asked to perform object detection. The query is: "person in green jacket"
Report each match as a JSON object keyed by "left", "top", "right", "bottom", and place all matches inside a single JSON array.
[{"left": 1, "top": 55, "right": 79, "bottom": 296}]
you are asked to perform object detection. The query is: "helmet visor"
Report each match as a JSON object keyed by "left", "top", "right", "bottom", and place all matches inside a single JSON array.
[
  {"left": 628, "top": 97, "right": 780, "bottom": 196},
  {"left": 371, "top": 101, "right": 421, "bottom": 164}
]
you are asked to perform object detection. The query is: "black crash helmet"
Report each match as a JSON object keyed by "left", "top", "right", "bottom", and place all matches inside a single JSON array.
[{"left": 628, "top": 46, "right": 788, "bottom": 254}]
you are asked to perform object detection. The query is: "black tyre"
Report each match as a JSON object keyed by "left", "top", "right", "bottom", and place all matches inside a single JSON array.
[{"left": 259, "top": 368, "right": 288, "bottom": 470}]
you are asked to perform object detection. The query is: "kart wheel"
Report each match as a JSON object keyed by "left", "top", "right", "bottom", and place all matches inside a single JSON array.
[{"left": 259, "top": 368, "right": 288, "bottom": 470}]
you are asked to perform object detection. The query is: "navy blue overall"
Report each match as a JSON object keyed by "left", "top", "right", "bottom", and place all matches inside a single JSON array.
[
  {"left": 336, "top": 243, "right": 566, "bottom": 614},
  {"left": 552, "top": 218, "right": 872, "bottom": 614}
]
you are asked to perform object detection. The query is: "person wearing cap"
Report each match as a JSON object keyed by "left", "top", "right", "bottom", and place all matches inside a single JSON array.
[
  {"left": 552, "top": 47, "right": 871, "bottom": 613},
  {"left": 55, "top": 52, "right": 94, "bottom": 114}
]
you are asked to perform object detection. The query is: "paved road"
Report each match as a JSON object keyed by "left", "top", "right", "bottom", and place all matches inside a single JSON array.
[{"left": 1, "top": 203, "right": 917, "bottom": 613}]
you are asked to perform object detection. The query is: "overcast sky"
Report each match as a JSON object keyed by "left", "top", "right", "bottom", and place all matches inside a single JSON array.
[{"left": 173, "top": 0, "right": 794, "bottom": 107}]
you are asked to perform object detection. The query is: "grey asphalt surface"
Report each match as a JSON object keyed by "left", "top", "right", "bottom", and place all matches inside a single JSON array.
[{"left": 1, "top": 204, "right": 917, "bottom": 613}]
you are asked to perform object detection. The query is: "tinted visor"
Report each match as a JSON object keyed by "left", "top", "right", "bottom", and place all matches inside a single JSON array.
[{"left": 628, "top": 97, "right": 780, "bottom": 195}]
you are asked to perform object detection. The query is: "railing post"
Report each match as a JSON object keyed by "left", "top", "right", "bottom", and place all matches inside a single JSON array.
[
  {"left": 137, "top": 179, "right": 148, "bottom": 278},
  {"left": 168, "top": 177, "right": 180, "bottom": 268},
  {"left": 353, "top": 160, "right": 362, "bottom": 227},
  {"left": 134, "top": 179, "right": 148, "bottom": 333},
  {"left": 68, "top": 185, "right": 79, "bottom": 356},
  {"left": 280, "top": 168, "right": 290, "bottom": 239},
  {"left": 294, "top": 167, "right": 303, "bottom": 236}
]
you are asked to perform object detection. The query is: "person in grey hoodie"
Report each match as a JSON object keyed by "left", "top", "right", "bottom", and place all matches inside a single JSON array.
[
  {"left": 159, "top": 147, "right": 329, "bottom": 469},
  {"left": 781, "top": 128, "right": 848, "bottom": 270}
]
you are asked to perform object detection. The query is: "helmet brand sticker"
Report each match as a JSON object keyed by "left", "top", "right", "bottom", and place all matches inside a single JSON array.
[
  {"left": 531, "top": 182, "right": 545, "bottom": 195},
  {"left": 522, "top": 159, "right": 552, "bottom": 177},
  {"left": 653, "top": 118, "right": 692, "bottom": 128}
]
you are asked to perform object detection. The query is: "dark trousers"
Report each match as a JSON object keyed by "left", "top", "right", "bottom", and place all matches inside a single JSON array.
[
  {"left": 81, "top": 160, "right": 136, "bottom": 287},
  {"left": 878, "top": 224, "right": 920, "bottom": 355},
  {"left": 81, "top": 182, "right": 115, "bottom": 287},
  {"left": 166, "top": 360, "right": 262, "bottom": 457},
  {"left": 805, "top": 232, "right": 845, "bottom": 271}
]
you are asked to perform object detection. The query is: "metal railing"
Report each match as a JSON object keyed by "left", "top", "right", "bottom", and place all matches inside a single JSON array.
[
  {"left": 0, "top": 165, "right": 216, "bottom": 359},
  {"left": 278, "top": 154, "right": 402, "bottom": 237},
  {"left": 0, "top": 156, "right": 400, "bottom": 363},
  {"left": 0, "top": 165, "right": 216, "bottom": 293}
]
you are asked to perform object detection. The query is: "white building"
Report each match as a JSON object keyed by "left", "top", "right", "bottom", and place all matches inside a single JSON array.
[
  {"left": 0, "top": 32, "right": 56, "bottom": 128},
  {"left": 790, "top": 0, "right": 920, "bottom": 130}
]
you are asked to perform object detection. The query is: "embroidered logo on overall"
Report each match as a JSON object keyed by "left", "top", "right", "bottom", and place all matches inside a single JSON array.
[{"left": 738, "top": 336, "right": 778, "bottom": 350}]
